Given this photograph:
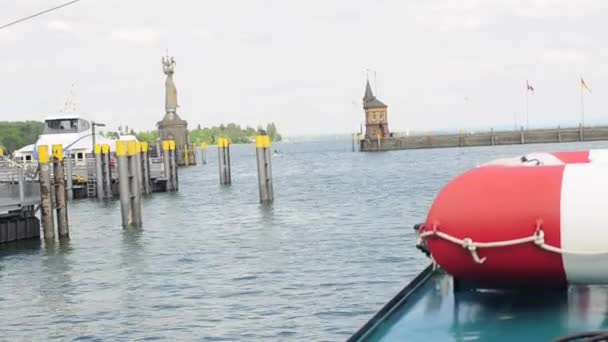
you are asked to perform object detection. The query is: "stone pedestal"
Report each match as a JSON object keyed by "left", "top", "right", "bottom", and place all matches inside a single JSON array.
[{"left": 157, "top": 112, "right": 193, "bottom": 166}]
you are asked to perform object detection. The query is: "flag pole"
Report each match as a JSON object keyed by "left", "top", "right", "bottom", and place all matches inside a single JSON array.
[
  {"left": 526, "top": 89, "right": 529, "bottom": 130},
  {"left": 580, "top": 82, "right": 585, "bottom": 128}
]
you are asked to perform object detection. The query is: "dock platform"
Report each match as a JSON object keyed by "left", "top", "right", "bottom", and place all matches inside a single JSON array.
[{"left": 350, "top": 265, "right": 608, "bottom": 341}]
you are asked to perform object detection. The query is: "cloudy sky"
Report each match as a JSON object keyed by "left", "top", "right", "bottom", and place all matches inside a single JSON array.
[{"left": 1, "top": 0, "right": 607, "bottom": 136}]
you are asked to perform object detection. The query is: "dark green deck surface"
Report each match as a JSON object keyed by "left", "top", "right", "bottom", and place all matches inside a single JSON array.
[{"left": 353, "top": 267, "right": 608, "bottom": 341}]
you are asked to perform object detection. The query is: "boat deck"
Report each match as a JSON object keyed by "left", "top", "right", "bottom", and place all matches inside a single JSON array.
[{"left": 351, "top": 265, "right": 608, "bottom": 341}]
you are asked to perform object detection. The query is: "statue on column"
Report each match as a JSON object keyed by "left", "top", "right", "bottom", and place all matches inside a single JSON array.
[{"left": 162, "top": 55, "right": 178, "bottom": 118}]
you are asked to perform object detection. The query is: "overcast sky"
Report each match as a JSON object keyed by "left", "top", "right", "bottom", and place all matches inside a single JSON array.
[{"left": 1, "top": 0, "right": 607, "bottom": 136}]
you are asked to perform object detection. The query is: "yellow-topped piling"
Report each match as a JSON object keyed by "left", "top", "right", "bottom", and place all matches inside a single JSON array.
[
  {"left": 127, "top": 141, "right": 137, "bottom": 156},
  {"left": 94, "top": 144, "right": 102, "bottom": 155},
  {"left": 116, "top": 141, "right": 128, "bottom": 157},
  {"left": 38, "top": 145, "right": 50, "bottom": 164},
  {"left": 162, "top": 140, "right": 170, "bottom": 151},
  {"left": 102, "top": 144, "right": 110, "bottom": 154},
  {"left": 255, "top": 135, "right": 270, "bottom": 148},
  {"left": 200, "top": 142, "right": 207, "bottom": 149},
  {"left": 52, "top": 144, "right": 64, "bottom": 161},
  {"left": 141, "top": 142, "right": 149, "bottom": 152},
  {"left": 135, "top": 141, "right": 142, "bottom": 153},
  {"left": 169, "top": 140, "right": 176, "bottom": 151},
  {"left": 218, "top": 137, "right": 230, "bottom": 148},
  {"left": 0, "top": 146, "right": 4, "bottom": 156}
]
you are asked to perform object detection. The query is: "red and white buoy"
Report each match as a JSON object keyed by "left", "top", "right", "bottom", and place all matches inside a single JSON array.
[{"left": 419, "top": 160, "right": 608, "bottom": 286}]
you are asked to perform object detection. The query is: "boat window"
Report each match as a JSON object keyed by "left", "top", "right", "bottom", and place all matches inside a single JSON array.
[
  {"left": 81, "top": 120, "right": 90, "bottom": 130},
  {"left": 43, "top": 119, "right": 78, "bottom": 134},
  {"left": 77, "top": 152, "right": 84, "bottom": 161},
  {"left": 25, "top": 155, "right": 32, "bottom": 161}
]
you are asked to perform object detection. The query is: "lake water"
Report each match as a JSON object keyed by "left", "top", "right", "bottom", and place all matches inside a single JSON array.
[{"left": 2, "top": 139, "right": 608, "bottom": 341}]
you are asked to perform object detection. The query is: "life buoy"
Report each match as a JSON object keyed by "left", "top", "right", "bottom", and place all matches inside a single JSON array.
[{"left": 418, "top": 161, "right": 608, "bottom": 286}]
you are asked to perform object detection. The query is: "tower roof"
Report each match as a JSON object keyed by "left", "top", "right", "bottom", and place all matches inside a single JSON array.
[{"left": 362, "top": 79, "right": 387, "bottom": 109}]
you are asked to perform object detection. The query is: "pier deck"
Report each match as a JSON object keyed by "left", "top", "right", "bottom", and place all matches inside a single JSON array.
[{"left": 350, "top": 266, "right": 608, "bottom": 341}]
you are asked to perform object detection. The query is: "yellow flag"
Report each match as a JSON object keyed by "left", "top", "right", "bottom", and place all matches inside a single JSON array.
[{"left": 581, "top": 78, "right": 592, "bottom": 93}]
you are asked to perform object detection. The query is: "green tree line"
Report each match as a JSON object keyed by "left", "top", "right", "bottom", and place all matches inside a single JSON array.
[
  {"left": 136, "top": 122, "right": 282, "bottom": 146},
  {"left": 0, "top": 121, "right": 45, "bottom": 153}
]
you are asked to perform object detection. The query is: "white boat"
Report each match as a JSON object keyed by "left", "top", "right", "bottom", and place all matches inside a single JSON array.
[{"left": 14, "top": 114, "right": 135, "bottom": 163}]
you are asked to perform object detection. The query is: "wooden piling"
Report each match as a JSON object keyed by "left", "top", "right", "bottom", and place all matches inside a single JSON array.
[
  {"left": 117, "top": 141, "right": 132, "bottom": 227},
  {"left": 102, "top": 144, "right": 112, "bottom": 199},
  {"left": 169, "top": 140, "right": 178, "bottom": 191},
  {"left": 38, "top": 146, "right": 55, "bottom": 240},
  {"left": 352, "top": 133, "right": 355, "bottom": 152},
  {"left": 52, "top": 144, "right": 69, "bottom": 239},
  {"left": 520, "top": 126, "right": 525, "bottom": 144},
  {"left": 141, "top": 142, "right": 151, "bottom": 195},
  {"left": 65, "top": 155, "right": 74, "bottom": 200},
  {"left": 201, "top": 142, "right": 207, "bottom": 165},
  {"left": 135, "top": 142, "right": 143, "bottom": 195},
  {"left": 579, "top": 123, "right": 584, "bottom": 141},
  {"left": 255, "top": 135, "right": 273, "bottom": 203},
  {"left": 490, "top": 128, "right": 495, "bottom": 146},
  {"left": 218, "top": 138, "right": 231, "bottom": 185},
  {"left": 162, "top": 140, "right": 172, "bottom": 191},
  {"left": 128, "top": 141, "right": 142, "bottom": 227},
  {"left": 94, "top": 144, "right": 104, "bottom": 199}
]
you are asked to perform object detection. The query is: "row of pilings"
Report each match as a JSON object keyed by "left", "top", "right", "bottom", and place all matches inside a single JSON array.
[{"left": 35, "top": 134, "right": 274, "bottom": 238}]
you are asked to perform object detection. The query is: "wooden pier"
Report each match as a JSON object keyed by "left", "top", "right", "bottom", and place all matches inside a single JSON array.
[{"left": 360, "top": 125, "right": 608, "bottom": 151}]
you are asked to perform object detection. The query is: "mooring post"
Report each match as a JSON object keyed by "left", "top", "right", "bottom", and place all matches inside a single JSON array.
[
  {"left": 162, "top": 140, "right": 172, "bottom": 191},
  {"left": 169, "top": 140, "right": 178, "bottom": 191},
  {"left": 134, "top": 142, "right": 143, "bottom": 194},
  {"left": 201, "top": 142, "right": 207, "bottom": 165},
  {"left": 490, "top": 128, "right": 495, "bottom": 146},
  {"left": 141, "top": 142, "right": 151, "bottom": 195},
  {"left": 102, "top": 144, "right": 112, "bottom": 199},
  {"left": 557, "top": 125, "right": 562, "bottom": 143},
  {"left": 256, "top": 135, "right": 274, "bottom": 203},
  {"left": 128, "top": 141, "right": 142, "bottom": 227},
  {"left": 184, "top": 143, "right": 190, "bottom": 167},
  {"left": 65, "top": 155, "right": 74, "bottom": 200},
  {"left": 52, "top": 144, "right": 69, "bottom": 239},
  {"left": 218, "top": 138, "right": 231, "bottom": 185},
  {"left": 520, "top": 126, "right": 525, "bottom": 144},
  {"left": 38, "top": 146, "right": 55, "bottom": 240},
  {"left": 117, "top": 141, "right": 132, "bottom": 227},
  {"left": 352, "top": 133, "right": 356, "bottom": 152},
  {"left": 579, "top": 123, "right": 584, "bottom": 141},
  {"left": 94, "top": 144, "right": 104, "bottom": 200}
]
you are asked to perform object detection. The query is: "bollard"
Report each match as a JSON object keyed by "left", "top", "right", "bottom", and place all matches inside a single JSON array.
[
  {"left": 162, "top": 140, "right": 172, "bottom": 191},
  {"left": 52, "top": 144, "right": 69, "bottom": 239},
  {"left": 65, "top": 155, "right": 74, "bottom": 200},
  {"left": 217, "top": 138, "right": 231, "bottom": 185},
  {"left": 520, "top": 126, "right": 525, "bottom": 144},
  {"left": 169, "top": 140, "right": 178, "bottom": 191},
  {"left": 184, "top": 144, "right": 190, "bottom": 167},
  {"left": 38, "top": 146, "right": 55, "bottom": 240},
  {"left": 352, "top": 133, "right": 356, "bottom": 152},
  {"left": 135, "top": 142, "right": 143, "bottom": 195},
  {"left": 128, "top": 141, "right": 142, "bottom": 227},
  {"left": 117, "top": 141, "right": 132, "bottom": 227},
  {"left": 255, "top": 135, "right": 274, "bottom": 203},
  {"left": 141, "top": 142, "right": 151, "bottom": 195},
  {"left": 579, "top": 123, "right": 584, "bottom": 142},
  {"left": 94, "top": 144, "right": 104, "bottom": 199},
  {"left": 201, "top": 142, "right": 207, "bottom": 165},
  {"left": 102, "top": 144, "right": 112, "bottom": 199}
]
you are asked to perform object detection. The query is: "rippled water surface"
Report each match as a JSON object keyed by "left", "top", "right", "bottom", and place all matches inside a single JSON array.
[{"left": 2, "top": 140, "right": 608, "bottom": 341}]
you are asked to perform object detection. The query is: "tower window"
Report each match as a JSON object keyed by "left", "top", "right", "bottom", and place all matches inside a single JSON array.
[
  {"left": 371, "top": 113, "right": 376, "bottom": 121},
  {"left": 379, "top": 113, "right": 384, "bottom": 121}
]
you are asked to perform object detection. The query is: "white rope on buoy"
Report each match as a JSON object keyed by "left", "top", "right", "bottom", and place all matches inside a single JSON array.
[{"left": 418, "top": 223, "right": 608, "bottom": 264}]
